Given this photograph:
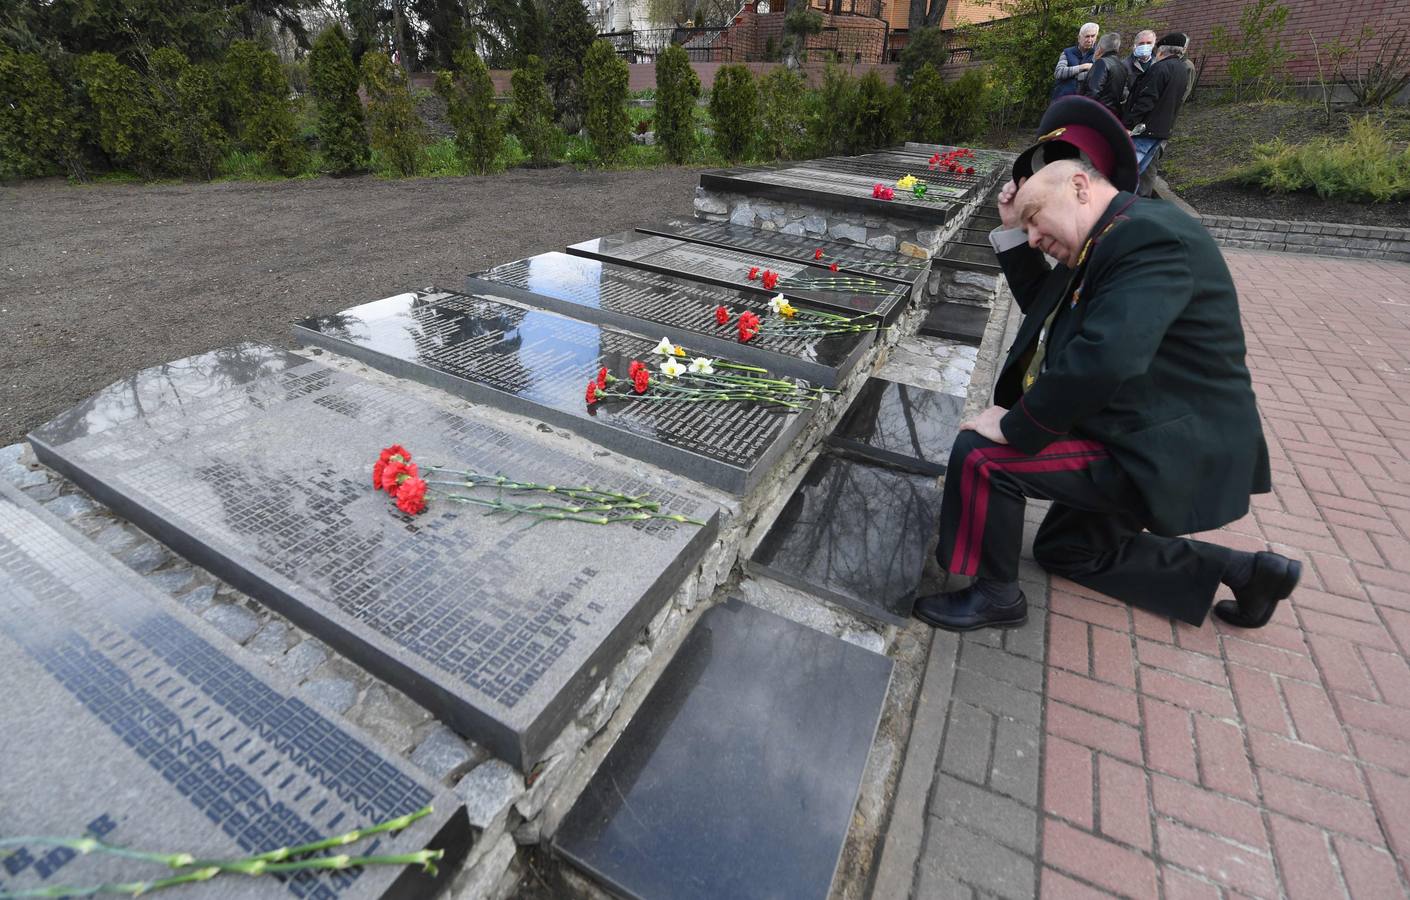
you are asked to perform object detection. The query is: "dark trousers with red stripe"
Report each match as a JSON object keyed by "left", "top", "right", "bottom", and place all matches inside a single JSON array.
[{"left": 937, "top": 431, "right": 1230, "bottom": 625}]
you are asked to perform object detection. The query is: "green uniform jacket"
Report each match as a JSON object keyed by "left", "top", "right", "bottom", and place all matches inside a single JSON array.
[{"left": 994, "top": 192, "right": 1272, "bottom": 537}]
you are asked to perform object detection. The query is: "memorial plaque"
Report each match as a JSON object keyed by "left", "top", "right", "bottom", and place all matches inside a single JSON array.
[
  {"left": 828, "top": 378, "right": 965, "bottom": 475},
  {"left": 463, "top": 251, "right": 873, "bottom": 388},
  {"left": 811, "top": 154, "right": 984, "bottom": 193},
  {"left": 555, "top": 597, "right": 892, "bottom": 900},
  {"left": 938, "top": 240, "right": 1001, "bottom": 273},
  {"left": 293, "top": 291, "right": 816, "bottom": 494},
  {"left": 636, "top": 217, "right": 925, "bottom": 284},
  {"left": 919, "top": 301, "right": 990, "bottom": 345},
  {"left": 28, "top": 344, "right": 719, "bottom": 768},
  {"left": 748, "top": 453, "right": 940, "bottom": 624},
  {"left": 565, "top": 231, "right": 912, "bottom": 323},
  {"left": 771, "top": 166, "right": 970, "bottom": 203},
  {"left": 901, "top": 142, "right": 1013, "bottom": 176},
  {"left": 700, "top": 166, "right": 956, "bottom": 224},
  {"left": 0, "top": 481, "right": 469, "bottom": 900}
]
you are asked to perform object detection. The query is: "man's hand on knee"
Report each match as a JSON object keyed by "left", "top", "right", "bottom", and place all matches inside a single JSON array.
[{"left": 960, "top": 405, "right": 1009, "bottom": 444}]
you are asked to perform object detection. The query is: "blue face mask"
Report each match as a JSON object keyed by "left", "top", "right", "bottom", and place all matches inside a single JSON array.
[{"left": 1134, "top": 44, "right": 1153, "bottom": 60}]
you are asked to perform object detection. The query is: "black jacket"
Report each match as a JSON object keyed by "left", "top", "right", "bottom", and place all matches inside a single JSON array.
[
  {"left": 1123, "top": 56, "right": 1189, "bottom": 140},
  {"left": 1083, "top": 56, "right": 1127, "bottom": 120},
  {"left": 995, "top": 193, "right": 1271, "bottom": 537}
]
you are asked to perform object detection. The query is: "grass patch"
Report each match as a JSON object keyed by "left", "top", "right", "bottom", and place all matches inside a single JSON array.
[{"left": 216, "top": 149, "right": 285, "bottom": 181}]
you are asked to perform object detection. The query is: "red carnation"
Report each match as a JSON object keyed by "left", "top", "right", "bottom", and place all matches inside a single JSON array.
[
  {"left": 395, "top": 476, "right": 428, "bottom": 515},
  {"left": 966, "top": 166, "right": 975, "bottom": 175},
  {"left": 597, "top": 366, "right": 609, "bottom": 389},
  {"left": 381, "top": 459, "right": 417, "bottom": 495},
  {"left": 629, "top": 359, "right": 645, "bottom": 377},
  {"left": 632, "top": 369, "right": 650, "bottom": 393},
  {"left": 586, "top": 380, "right": 599, "bottom": 404},
  {"left": 747, "top": 266, "right": 760, "bottom": 280},
  {"left": 737, "top": 311, "right": 760, "bottom": 342},
  {"left": 379, "top": 444, "right": 411, "bottom": 464},
  {"left": 830, "top": 262, "right": 839, "bottom": 272},
  {"left": 813, "top": 248, "right": 824, "bottom": 260},
  {"left": 761, "top": 270, "right": 779, "bottom": 290},
  {"left": 714, "top": 305, "right": 731, "bottom": 325},
  {"left": 872, "top": 183, "right": 884, "bottom": 198}
]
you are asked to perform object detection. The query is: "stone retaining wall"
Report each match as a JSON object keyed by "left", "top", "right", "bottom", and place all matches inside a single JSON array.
[{"left": 1199, "top": 215, "right": 1410, "bottom": 263}]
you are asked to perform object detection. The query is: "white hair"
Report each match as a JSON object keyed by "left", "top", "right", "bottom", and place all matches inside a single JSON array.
[{"left": 1079, "top": 22, "right": 1100, "bottom": 37}]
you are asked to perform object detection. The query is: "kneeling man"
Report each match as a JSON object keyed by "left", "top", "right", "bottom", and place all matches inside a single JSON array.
[{"left": 915, "top": 96, "right": 1301, "bottom": 632}]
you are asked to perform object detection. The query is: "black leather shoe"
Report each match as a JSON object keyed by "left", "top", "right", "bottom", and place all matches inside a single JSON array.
[
  {"left": 913, "top": 585, "right": 1028, "bottom": 632},
  {"left": 1213, "top": 551, "right": 1302, "bottom": 628}
]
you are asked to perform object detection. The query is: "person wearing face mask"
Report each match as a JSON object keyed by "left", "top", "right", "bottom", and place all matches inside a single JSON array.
[
  {"left": 1122, "top": 30, "right": 1157, "bottom": 104},
  {"left": 911, "top": 96, "right": 1298, "bottom": 634},
  {"left": 1124, "top": 33, "right": 1192, "bottom": 196},
  {"left": 1052, "top": 22, "right": 1100, "bottom": 100}
]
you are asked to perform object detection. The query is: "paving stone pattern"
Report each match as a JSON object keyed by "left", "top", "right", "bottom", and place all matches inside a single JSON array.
[{"left": 918, "top": 250, "right": 1410, "bottom": 898}]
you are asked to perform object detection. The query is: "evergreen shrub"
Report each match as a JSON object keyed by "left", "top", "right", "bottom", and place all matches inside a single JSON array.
[
  {"left": 509, "top": 55, "right": 561, "bottom": 166},
  {"left": 582, "top": 40, "right": 630, "bottom": 163},
  {"left": 807, "top": 64, "right": 855, "bottom": 156},
  {"left": 148, "top": 48, "right": 226, "bottom": 180},
  {"left": 309, "top": 25, "right": 369, "bottom": 175},
  {"left": 543, "top": 0, "right": 596, "bottom": 132},
  {"left": 708, "top": 64, "right": 757, "bottom": 164},
  {"left": 654, "top": 45, "right": 700, "bottom": 164},
  {"left": 222, "top": 40, "right": 306, "bottom": 176},
  {"left": 0, "top": 51, "right": 82, "bottom": 179},
  {"left": 906, "top": 62, "right": 946, "bottom": 143},
  {"left": 434, "top": 44, "right": 503, "bottom": 175},
  {"left": 1239, "top": 117, "right": 1410, "bottom": 202},
  {"left": 361, "top": 51, "right": 423, "bottom": 176},
  {"left": 757, "top": 67, "right": 808, "bottom": 160},
  {"left": 848, "top": 70, "right": 904, "bottom": 154},
  {"left": 898, "top": 26, "right": 947, "bottom": 87},
  {"left": 77, "top": 52, "right": 160, "bottom": 176}
]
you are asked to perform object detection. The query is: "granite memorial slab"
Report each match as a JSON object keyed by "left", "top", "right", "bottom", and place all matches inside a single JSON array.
[
  {"left": 828, "top": 377, "right": 965, "bottom": 475},
  {"left": 778, "top": 165, "right": 971, "bottom": 203},
  {"left": 462, "top": 251, "right": 872, "bottom": 388},
  {"left": 634, "top": 217, "right": 925, "bottom": 284},
  {"left": 938, "top": 240, "right": 1001, "bottom": 273},
  {"left": 901, "top": 142, "right": 1013, "bottom": 174},
  {"left": 811, "top": 154, "right": 985, "bottom": 194},
  {"left": 0, "top": 480, "right": 469, "bottom": 899},
  {"left": 293, "top": 290, "right": 817, "bottom": 494},
  {"left": 700, "top": 166, "right": 957, "bottom": 225},
  {"left": 748, "top": 453, "right": 940, "bottom": 624},
  {"left": 554, "top": 597, "right": 892, "bottom": 900},
  {"left": 564, "top": 231, "right": 912, "bottom": 324},
  {"left": 28, "top": 344, "right": 719, "bottom": 768},
  {"left": 919, "top": 301, "right": 990, "bottom": 345}
]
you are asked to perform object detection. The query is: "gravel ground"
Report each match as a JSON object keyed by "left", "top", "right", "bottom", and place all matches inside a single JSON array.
[{"left": 0, "top": 166, "right": 705, "bottom": 447}]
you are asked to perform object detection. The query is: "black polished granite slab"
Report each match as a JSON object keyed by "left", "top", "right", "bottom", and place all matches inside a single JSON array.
[
  {"left": 294, "top": 290, "right": 816, "bottom": 494},
  {"left": 28, "top": 344, "right": 718, "bottom": 768},
  {"left": 938, "top": 240, "right": 1001, "bottom": 273},
  {"left": 700, "top": 165, "right": 956, "bottom": 225},
  {"left": 464, "top": 252, "right": 873, "bottom": 387},
  {"left": 919, "top": 301, "right": 990, "bottom": 345},
  {"left": 635, "top": 217, "right": 925, "bottom": 284},
  {"left": 564, "top": 231, "right": 912, "bottom": 324},
  {"left": 811, "top": 154, "right": 985, "bottom": 195},
  {"left": 748, "top": 453, "right": 940, "bottom": 624},
  {"left": 901, "top": 142, "right": 1014, "bottom": 176},
  {"left": 0, "top": 480, "right": 468, "bottom": 899},
  {"left": 554, "top": 597, "right": 892, "bottom": 900},
  {"left": 828, "top": 377, "right": 965, "bottom": 475},
  {"left": 782, "top": 165, "right": 970, "bottom": 203}
]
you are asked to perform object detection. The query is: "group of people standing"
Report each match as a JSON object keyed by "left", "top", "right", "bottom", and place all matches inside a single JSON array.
[{"left": 1052, "top": 23, "right": 1195, "bottom": 195}]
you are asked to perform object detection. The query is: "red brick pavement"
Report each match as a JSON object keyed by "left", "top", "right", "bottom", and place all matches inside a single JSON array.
[{"left": 1036, "top": 251, "right": 1410, "bottom": 899}]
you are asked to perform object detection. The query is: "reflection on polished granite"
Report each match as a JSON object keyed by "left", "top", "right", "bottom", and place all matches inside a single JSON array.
[
  {"left": 919, "top": 301, "right": 990, "bottom": 345},
  {"left": 28, "top": 343, "right": 718, "bottom": 767},
  {"left": 294, "top": 290, "right": 817, "bottom": 494},
  {"left": 830, "top": 377, "right": 965, "bottom": 475},
  {"left": 0, "top": 480, "right": 468, "bottom": 900},
  {"left": 938, "top": 239, "right": 1001, "bottom": 272},
  {"left": 466, "top": 251, "right": 873, "bottom": 387},
  {"left": 566, "top": 231, "right": 912, "bottom": 323},
  {"left": 748, "top": 453, "right": 940, "bottom": 624},
  {"left": 636, "top": 217, "right": 927, "bottom": 283},
  {"left": 555, "top": 597, "right": 892, "bottom": 900}
]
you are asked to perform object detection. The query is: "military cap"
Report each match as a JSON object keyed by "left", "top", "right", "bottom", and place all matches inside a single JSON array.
[{"left": 1012, "top": 95, "right": 1139, "bottom": 193}]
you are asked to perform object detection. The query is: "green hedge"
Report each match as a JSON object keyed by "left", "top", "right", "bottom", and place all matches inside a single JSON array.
[
  {"left": 0, "top": 51, "right": 82, "bottom": 179},
  {"left": 223, "top": 40, "right": 305, "bottom": 176},
  {"left": 709, "top": 64, "right": 757, "bottom": 164},
  {"left": 654, "top": 45, "right": 700, "bottom": 164},
  {"left": 510, "top": 55, "right": 561, "bottom": 166},
  {"left": 583, "top": 40, "right": 630, "bottom": 163},
  {"left": 361, "top": 51, "right": 423, "bottom": 177}
]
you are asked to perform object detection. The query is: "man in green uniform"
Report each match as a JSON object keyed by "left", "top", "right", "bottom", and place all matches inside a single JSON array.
[{"left": 914, "top": 96, "right": 1301, "bottom": 632}]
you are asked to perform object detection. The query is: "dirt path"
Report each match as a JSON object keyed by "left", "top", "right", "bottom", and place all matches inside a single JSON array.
[{"left": 0, "top": 166, "right": 705, "bottom": 446}]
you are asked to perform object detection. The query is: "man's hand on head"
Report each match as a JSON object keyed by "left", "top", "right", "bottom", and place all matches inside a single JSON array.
[
  {"left": 996, "top": 178, "right": 1026, "bottom": 230},
  {"left": 960, "top": 405, "right": 1010, "bottom": 444}
]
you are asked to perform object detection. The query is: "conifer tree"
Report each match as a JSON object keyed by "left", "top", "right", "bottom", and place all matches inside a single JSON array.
[
  {"left": 582, "top": 40, "right": 629, "bottom": 163},
  {"left": 435, "top": 44, "right": 503, "bottom": 175},
  {"left": 361, "top": 50, "right": 424, "bottom": 176},
  {"left": 509, "top": 54, "right": 561, "bottom": 166},
  {"left": 309, "top": 24, "right": 370, "bottom": 175},
  {"left": 708, "top": 64, "right": 757, "bottom": 164},
  {"left": 654, "top": 44, "right": 699, "bottom": 164}
]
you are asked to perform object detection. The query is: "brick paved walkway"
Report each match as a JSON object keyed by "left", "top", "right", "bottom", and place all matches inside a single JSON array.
[{"left": 902, "top": 250, "right": 1410, "bottom": 899}]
